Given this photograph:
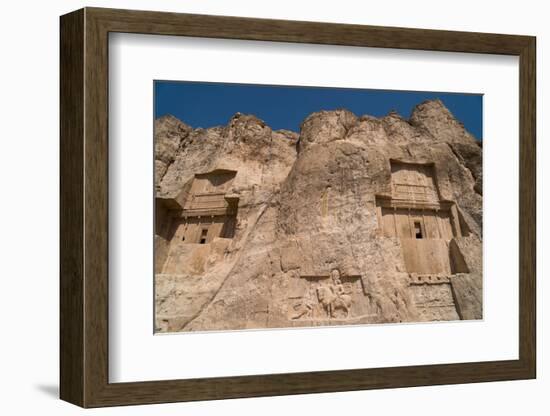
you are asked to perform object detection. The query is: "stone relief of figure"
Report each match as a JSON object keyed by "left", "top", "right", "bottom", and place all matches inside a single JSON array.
[
  {"left": 290, "top": 287, "right": 314, "bottom": 320},
  {"left": 316, "top": 269, "right": 352, "bottom": 319}
]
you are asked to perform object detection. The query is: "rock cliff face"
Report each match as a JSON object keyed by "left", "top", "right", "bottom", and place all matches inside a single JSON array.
[{"left": 154, "top": 99, "right": 482, "bottom": 333}]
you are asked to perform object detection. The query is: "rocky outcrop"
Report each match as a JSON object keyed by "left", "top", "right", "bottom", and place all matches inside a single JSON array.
[
  {"left": 154, "top": 99, "right": 483, "bottom": 333},
  {"left": 154, "top": 115, "right": 192, "bottom": 187}
]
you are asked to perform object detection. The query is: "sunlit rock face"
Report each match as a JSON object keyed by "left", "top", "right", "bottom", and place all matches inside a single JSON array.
[{"left": 154, "top": 100, "right": 482, "bottom": 333}]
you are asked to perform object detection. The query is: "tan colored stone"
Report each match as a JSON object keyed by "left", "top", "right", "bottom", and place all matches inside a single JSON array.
[{"left": 154, "top": 100, "right": 483, "bottom": 332}]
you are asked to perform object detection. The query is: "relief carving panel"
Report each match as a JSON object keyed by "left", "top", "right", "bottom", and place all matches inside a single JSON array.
[{"left": 287, "top": 269, "right": 375, "bottom": 321}]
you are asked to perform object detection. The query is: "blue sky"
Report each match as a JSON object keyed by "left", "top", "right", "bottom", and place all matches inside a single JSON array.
[{"left": 154, "top": 81, "right": 483, "bottom": 140}]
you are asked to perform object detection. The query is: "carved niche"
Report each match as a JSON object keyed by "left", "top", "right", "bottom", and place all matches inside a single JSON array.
[
  {"left": 174, "top": 170, "right": 239, "bottom": 244},
  {"left": 375, "top": 160, "right": 472, "bottom": 321},
  {"left": 154, "top": 170, "right": 239, "bottom": 274},
  {"left": 375, "top": 161, "right": 463, "bottom": 275}
]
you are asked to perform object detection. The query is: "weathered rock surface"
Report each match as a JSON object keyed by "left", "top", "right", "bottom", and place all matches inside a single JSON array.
[
  {"left": 154, "top": 115, "right": 192, "bottom": 188},
  {"left": 154, "top": 99, "right": 482, "bottom": 333}
]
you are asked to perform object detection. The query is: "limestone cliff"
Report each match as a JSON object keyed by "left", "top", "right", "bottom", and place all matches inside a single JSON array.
[{"left": 154, "top": 99, "right": 483, "bottom": 332}]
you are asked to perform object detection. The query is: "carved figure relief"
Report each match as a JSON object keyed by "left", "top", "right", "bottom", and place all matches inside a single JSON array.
[
  {"left": 289, "top": 290, "right": 315, "bottom": 320},
  {"left": 288, "top": 269, "right": 372, "bottom": 322},
  {"left": 316, "top": 270, "right": 353, "bottom": 319}
]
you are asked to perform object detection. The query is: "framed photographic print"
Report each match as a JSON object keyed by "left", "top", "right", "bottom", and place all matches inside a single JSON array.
[{"left": 60, "top": 7, "right": 536, "bottom": 408}]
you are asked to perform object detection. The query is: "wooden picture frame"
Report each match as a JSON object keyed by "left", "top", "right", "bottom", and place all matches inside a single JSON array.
[{"left": 60, "top": 7, "right": 536, "bottom": 408}]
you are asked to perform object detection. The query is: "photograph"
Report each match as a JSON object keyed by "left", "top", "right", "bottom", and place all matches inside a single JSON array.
[
  {"left": 51, "top": 4, "right": 539, "bottom": 410},
  {"left": 153, "top": 81, "right": 483, "bottom": 333}
]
